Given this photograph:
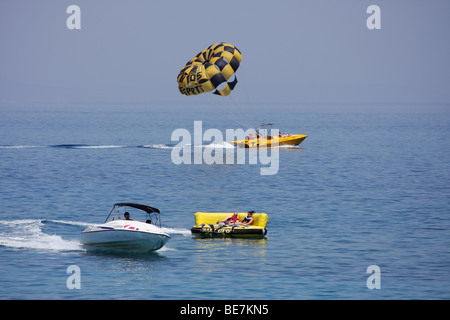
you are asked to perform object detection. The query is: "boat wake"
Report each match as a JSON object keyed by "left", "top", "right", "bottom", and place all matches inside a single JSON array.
[
  {"left": 277, "top": 145, "right": 304, "bottom": 149},
  {"left": 0, "top": 144, "right": 175, "bottom": 150},
  {"left": 0, "top": 142, "right": 303, "bottom": 151},
  {"left": 161, "top": 227, "right": 191, "bottom": 237},
  {"left": 0, "top": 219, "right": 86, "bottom": 252},
  {"left": 138, "top": 144, "right": 174, "bottom": 149}
]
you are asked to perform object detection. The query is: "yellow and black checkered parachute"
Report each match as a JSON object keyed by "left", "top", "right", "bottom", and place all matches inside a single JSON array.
[{"left": 177, "top": 43, "right": 242, "bottom": 97}]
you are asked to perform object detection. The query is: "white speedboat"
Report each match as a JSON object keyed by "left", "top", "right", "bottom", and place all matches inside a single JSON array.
[{"left": 81, "top": 203, "right": 170, "bottom": 252}]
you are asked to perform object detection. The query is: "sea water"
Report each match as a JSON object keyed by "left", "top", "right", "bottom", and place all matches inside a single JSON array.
[{"left": 0, "top": 104, "right": 449, "bottom": 299}]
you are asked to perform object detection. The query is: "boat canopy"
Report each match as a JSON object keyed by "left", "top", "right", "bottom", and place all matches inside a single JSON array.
[
  {"left": 114, "top": 203, "right": 160, "bottom": 214},
  {"left": 104, "top": 203, "right": 161, "bottom": 225}
]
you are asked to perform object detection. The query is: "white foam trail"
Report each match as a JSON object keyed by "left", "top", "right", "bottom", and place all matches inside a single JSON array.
[
  {"left": 139, "top": 144, "right": 173, "bottom": 149},
  {"left": 156, "top": 245, "right": 177, "bottom": 252},
  {"left": 0, "top": 219, "right": 84, "bottom": 252},
  {"left": 43, "top": 219, "right": 95, "bottom": 227},
  {"left": 0, "top": 144, "right": 177, "bottom": 150},
  {"left": 0, "top": 145, "right": 42, "bottom": 149},
  {"left": 204, "top": 141, "right": 236, "bottom": 149},
  {"left": 276, "top": 145, "right": 304, "bottom": 149},
  {"left": 74, "top": 145, "right": 125, "bottom": 149},
  {"left": 161, "top": 227, "right": 191, "bottom": 237}
]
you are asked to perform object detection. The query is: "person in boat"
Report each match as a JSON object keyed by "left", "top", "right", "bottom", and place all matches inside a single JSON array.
[
  {"left": 241, "top": 211, "right": 255, "bottom": 225},
  {"left": 278, "top": 131, "right": 282, "bottom": 138},
  {"left": 218, "top": 212, "right": 239, "bottom": 225},
  {"left": 124, "top": 212, "right": 133, "bottom": 220},
  {"left": 248, "top": 132, "right": 255, "bottom": 140}
]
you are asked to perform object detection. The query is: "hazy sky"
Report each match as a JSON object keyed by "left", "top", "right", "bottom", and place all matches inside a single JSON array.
[{"left": 1, "top": 0, "right": 449, "bottom": 109}]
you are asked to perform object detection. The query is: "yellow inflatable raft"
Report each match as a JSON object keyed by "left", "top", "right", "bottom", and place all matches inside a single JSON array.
[{"left": 191, "top": 212, "right": 268, "bottom": 238}]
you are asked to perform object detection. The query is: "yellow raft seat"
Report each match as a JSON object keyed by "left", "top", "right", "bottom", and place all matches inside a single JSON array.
[{"left": 191, "top": 212, "right": 268, "bottom": 238}]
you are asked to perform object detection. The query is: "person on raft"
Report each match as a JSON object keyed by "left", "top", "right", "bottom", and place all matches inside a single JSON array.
[
  {"left": 241, "top": 211, "right": 255, "bottom": 225},
  {"left": 218, "top": 212, "right": 239, "bottom": 225},
  {"left": 217, "top": 211, "right": 255, "bottom": 225}
]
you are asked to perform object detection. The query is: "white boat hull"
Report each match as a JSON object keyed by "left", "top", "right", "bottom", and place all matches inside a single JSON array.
[{"left": 81, "top": 220, "right": 170, "bottom": 252}]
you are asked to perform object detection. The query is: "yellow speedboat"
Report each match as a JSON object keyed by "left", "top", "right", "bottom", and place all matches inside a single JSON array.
[
  {"left": 191, "top": 212, "right": 268, "bottom": 238},
  {"left": 233, "top": 134, "right": 307, "bottom": 148}
]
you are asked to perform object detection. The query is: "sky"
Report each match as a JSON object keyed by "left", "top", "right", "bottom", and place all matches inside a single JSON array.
[{"left": 1, "top": 0, "right": 449, "bottom": 110}]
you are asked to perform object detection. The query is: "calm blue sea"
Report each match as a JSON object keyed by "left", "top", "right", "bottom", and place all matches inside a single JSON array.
[{"left": 1, "top": 104, "right": 449, "bottom": 300}]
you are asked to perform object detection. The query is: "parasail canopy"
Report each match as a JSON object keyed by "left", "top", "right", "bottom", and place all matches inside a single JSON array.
[{"left": 177, "top": 42, "right": 242, "bottom": 97}]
